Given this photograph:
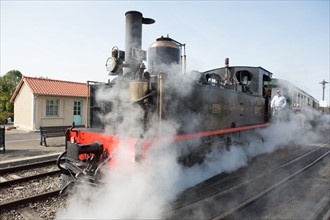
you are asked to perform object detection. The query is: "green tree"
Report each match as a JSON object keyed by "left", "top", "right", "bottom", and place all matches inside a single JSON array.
[{"left": 0, "top": 70, "right": 22, "bottom": 123}]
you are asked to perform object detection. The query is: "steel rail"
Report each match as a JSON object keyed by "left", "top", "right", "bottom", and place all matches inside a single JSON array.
[
  {"left": 0, "top": 159, "right": 57, "bottom": 174},
  {"left": 170, "top": 145, "right": 322, "bottom": 211},
  {"left": 211, "top": 149, "right": 330, "bottom": 220},
  {"left": 0, "top": 170, "right": 61, "bottom": 187},
  {"left": 166, "top": 142, "right": 329, "bottom": 219},
  {"left": 0, "top": 189, "right": 61, "bottom": 210}
]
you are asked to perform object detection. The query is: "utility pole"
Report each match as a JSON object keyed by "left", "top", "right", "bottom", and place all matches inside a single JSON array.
[
  {"left": 319, "top": 80, "right": 329, "bottom": 112},
  {"left": 319, "top": 79, "right": 329, "bottom": 101}
]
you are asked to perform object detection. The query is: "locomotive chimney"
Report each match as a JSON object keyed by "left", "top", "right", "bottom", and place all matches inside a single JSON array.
[
  {"left": 225, "top": 57, "right": 229, "bottom": 67},
  {"left": 124, "top": 11, "right": 155, "bottom": 76}
]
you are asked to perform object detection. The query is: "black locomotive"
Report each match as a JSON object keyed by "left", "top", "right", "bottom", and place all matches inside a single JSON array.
[{"left": 57, "top": 11, "right": 273, "bottom": 192}]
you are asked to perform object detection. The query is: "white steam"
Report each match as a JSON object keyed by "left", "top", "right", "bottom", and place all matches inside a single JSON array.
[{"left": 56, "top": 68, "right": 329, "bottom": 219}]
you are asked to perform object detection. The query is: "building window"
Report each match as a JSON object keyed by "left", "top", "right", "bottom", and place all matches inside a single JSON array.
[{"left": 46, "top": 99, "right": 59, "bottom": 117}]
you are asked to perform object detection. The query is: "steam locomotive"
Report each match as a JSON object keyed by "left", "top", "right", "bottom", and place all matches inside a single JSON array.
[{"left": 57, "top": 11, "right": 274, "bottom": 192}]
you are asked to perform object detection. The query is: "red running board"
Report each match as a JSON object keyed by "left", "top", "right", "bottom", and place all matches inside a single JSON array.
[{"left": 174, "top": 123, "right": 271, "bottom": 141}]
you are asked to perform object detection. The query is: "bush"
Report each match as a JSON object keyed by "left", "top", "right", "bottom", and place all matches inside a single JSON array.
[{"left": 0, "top": 111, "right": 13, "bottom": 124}]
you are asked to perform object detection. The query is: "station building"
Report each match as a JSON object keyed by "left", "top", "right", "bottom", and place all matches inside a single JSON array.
[{"left": 10, "top": 76, "right": 88, "bottom": 131}]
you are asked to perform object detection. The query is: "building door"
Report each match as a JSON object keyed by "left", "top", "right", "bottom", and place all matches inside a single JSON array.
[{"left": 73, "top": 100, "right": 82, "bottom": 125}]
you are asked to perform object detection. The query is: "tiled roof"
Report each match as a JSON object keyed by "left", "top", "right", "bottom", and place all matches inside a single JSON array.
[{"left": 10, "top": 76, "right": 88, "bottom": 102}]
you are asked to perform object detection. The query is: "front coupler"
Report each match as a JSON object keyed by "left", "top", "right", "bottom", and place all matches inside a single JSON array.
[{"left": 56, "top": 141, "right": 111, "bottom": 194}]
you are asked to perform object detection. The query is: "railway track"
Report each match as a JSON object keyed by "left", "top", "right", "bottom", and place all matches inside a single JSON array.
[
  {"left": 222, "top": 152, "right": 330, "bottom": 220},
  {"left": 0, "top": 154, "right": 60, "bottom": 169},
  {"left": 0, "top": 189, "right": 61, "bottom": 210},
  {"left": 1, "top": 142, "right": 328, "bottom": 219},
  {"left": 0, "top": 159, "right": 60, "bottom": 187},
  {"left": 0, "top": 170, "right": 61, "bottom": 188},
  {"left": 0, "top": 159, "right": 62, "bottom": 211},
  {"left": 166, "top": 143, "right": 330, "bottom": 219},
  {"left": 0, "top": 158, "right": 57, "bottom": 172},
  {"left": 214, "top": 146, "right": 329, "bottom": 219}
]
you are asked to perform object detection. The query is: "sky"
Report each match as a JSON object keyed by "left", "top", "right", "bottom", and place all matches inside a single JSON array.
[{"left": 1, "top": 0, "right": 329, "bottom": 104}]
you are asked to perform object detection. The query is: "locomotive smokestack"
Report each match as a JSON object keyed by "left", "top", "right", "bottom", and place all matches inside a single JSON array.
[
  {"left": 124, "top": 11, "right": 155, "bottom": 76},
  {"left": 225, "top": 58, "right": 229, "bottom": 67}
]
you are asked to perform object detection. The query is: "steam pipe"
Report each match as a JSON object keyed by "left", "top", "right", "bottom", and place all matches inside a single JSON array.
[
  {"left": 180, "top": 44, "right": 186, "bottom": 74},
  {"left": 158, "top": 72, "right": 164, "bottom": 136},
  {"left": 171, "top": 39, "right": 186, "bottom": 75},
  {"left": 180, "top": 56, "right": 183, "bottom": 74},
  {"left": 183, "top": 45, "right": 186, "bottom": 74}
]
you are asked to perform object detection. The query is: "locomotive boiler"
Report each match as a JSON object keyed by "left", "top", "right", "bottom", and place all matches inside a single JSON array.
[{"left": 57, "top": 11, "right": 273, "bottom": 193}]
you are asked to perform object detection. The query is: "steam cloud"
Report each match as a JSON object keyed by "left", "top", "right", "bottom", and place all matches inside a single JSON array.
[{"left": 56, "top": 66, "right": 329, "bottom": 219}]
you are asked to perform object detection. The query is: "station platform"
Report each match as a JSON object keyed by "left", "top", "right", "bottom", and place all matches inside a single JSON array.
[{"left": 0, "top": 126, "right": 65, "bottom": 166}]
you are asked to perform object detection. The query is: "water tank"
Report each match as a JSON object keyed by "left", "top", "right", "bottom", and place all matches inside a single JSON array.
[{"left": 148, "top": 36, "right": 181, "bottom": 75}]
